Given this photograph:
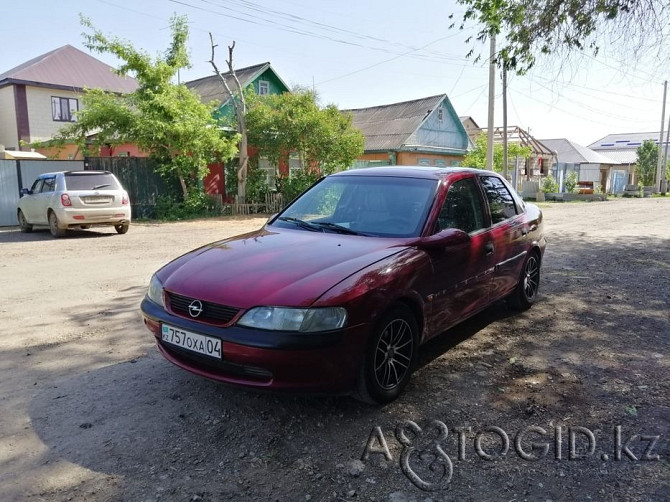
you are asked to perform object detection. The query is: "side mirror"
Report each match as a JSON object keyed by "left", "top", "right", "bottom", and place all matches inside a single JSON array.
[
  {"left": 413, "top": 228, "right": 470, "bottom": 250},
  {"left": 20, "top": 188, "right": 30, "bottom": 197}
]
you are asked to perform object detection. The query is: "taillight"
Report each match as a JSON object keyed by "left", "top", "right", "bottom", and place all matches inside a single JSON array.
[
  {"left": 61, "top": 193, "right": 72, "bottom": 207},
  {"left": 122, "top": 194, "right": 129, "bottom": 205}
]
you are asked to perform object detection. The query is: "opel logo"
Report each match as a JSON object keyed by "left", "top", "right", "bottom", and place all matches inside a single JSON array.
[{"left": 188, "top": 300, "right": 203, "bottom": 318}]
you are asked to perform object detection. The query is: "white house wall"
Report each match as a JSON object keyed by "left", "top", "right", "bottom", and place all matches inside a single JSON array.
[
  {"left": 0, "top": 87, "right": 18, "bottom": 150},
  {"left": 25, "top": 86, "right": 81, "bottom": 143}
]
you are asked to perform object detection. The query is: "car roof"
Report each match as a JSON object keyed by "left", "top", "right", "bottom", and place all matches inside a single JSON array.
[
  {"left": 36, "top": 170, "right": 112, "bottom": 178},
  {"left": 330, "top": 165, "right": 497, "bottom": 180}
]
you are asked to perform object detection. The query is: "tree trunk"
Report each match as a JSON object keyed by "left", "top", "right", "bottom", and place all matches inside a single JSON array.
[
  {"left": 237, "top": 133, "right": 248, "bottom": 203},
  {"left": 178, "top": 175, "right": 188, "bottom": 200}
]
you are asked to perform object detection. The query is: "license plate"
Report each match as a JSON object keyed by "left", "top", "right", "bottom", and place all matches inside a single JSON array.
[
  {"left": 161, "top": 324, "right": 222, "bottom": 359},
  {"left": 84, "top": 196, "right": 112, "bottom": 203}
]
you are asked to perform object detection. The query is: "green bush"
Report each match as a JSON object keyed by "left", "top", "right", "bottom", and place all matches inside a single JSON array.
[
  {"left": 155, "top": 191, "right": 218, "bottom": 220},
  {"left": 541, "top": 174, "right": 559, "bottom": 193},
  {"left": 564, "top": 171, "right": 578, "bottom": 193},
  {"left": 276, "top": 168, "right": 323, "bottom": 204}
]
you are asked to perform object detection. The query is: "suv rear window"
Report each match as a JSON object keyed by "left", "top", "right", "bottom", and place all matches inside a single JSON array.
[{"left": 64, "top": 173, "right": 121, "bottom": 190}]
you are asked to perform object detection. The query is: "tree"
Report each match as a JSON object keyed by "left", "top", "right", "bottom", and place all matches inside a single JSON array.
[
  {"left": 636, "top": 139, "right": 658, "bottom": 187},
  {"left": 50, "top": 15, "right": 237, "bottom": 199},
  {"left": 246, "top": 89, "right": 364, "bottom": 174},
  {"left": 451, "top": 0, "right": 670, "bottom": 73},
  {"left": 209, "top": 36, "right": 250, "bottom": 203},
  {"left": 462, "top": 133, "right": 532, "bottom": 172}
]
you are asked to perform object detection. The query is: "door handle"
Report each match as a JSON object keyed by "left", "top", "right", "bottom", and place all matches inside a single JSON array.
[{"left": 484, "top": 242, "right": 494, "bottom": 255}]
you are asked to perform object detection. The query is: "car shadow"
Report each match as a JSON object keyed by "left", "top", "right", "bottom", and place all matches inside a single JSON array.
[{"left": 0, "top": 227, "right": 116, "bottom": 242}]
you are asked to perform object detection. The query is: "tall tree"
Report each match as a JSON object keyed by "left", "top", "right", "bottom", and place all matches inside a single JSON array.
[
  {"left": 209, "top": 36, "right": 250, "bottom": 203},
  {"left": 452, "top": 0, "right": 670, "bottom": 73},
  {"left": 636, "top": 139, "right": 658, "bottom": 186},
  {"left": 463, "top": 133, "right": 532, "bottom": 172},
  {"left": 51, "top": 15, "right": 237, "bottom": 199},
  {"left": 245, "top": 89, "right": 364, "bottom": 173}
]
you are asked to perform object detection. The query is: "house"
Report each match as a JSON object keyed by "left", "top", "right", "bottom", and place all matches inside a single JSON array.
[
  {"left": 343, "top": 95, "right": 470, "bottom": 168},
  {"left": 459, "top": 116, "right": 481, "bottom": 141},
  {"left": 588, "top": 131, "right": 670, "bottom": 187},
  {"left": 540, "top": 138, "right": 624, "bottom": 193},
  {"left": 0, "top": 45, "right": 138, "bottom": 159},
  {"left": 185, "top": 62, "right": 291, "bottom": 196}
]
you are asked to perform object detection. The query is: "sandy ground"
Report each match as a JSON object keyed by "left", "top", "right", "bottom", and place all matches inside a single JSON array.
[{"left": 0, "top": 199, "right": 667, "bottom": 501}]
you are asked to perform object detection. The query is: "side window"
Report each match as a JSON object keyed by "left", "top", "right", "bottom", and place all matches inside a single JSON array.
[
  {"left": 435, "top": 178, "right": 485, "bottom": 234},
  {"left": 30, "top": 179, "right": 44, "bottom": 193},
  {"left": 480, "top": 175, "right": 517, "bottom": 224},
  {"left": 41, "top": 177, "right": 56, "bottom": 193}
]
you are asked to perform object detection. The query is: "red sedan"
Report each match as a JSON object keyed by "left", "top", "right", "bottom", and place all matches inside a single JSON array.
[{"left": 141, "top": 167, "right": 546, "bottom": 403}]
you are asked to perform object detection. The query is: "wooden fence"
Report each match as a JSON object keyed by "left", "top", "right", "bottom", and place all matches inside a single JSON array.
[{"left": 225, "top": 192, "right": 284, "bottom": 215}]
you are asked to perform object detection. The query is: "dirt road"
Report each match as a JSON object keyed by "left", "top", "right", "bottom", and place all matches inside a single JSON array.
[{"left": 0, "top": 199, "right": 668, "bottom": 501}]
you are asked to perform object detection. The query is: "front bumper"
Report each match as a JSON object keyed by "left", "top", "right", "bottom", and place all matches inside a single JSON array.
[{"left": 140, "top": 297, "right": 369, "bottom": 392}]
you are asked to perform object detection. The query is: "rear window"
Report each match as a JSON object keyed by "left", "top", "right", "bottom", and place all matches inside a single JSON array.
[{"left": 64, "top": 173, "right": 121, "bottom": 191}]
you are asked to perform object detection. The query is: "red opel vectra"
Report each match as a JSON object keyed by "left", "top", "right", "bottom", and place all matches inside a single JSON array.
[{"left": 141, "top": 167, "right": 546, "bottom": 403}]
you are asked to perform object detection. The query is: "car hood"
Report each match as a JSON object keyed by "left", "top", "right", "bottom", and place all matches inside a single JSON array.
[{"left": 159, "top": 226, "right": 410, "bottom": 308}]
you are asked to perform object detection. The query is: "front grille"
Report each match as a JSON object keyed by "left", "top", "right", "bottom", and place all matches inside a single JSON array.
[{"left": 166, "top": 292, "right": 240, "bottom": 325}]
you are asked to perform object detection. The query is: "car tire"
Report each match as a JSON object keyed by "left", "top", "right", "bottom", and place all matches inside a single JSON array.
[
  {"left": 354, "top": 304, "right": 418, "bottom": 405},
  {"left": 115, "top": 222, "right": 130, "bottom": 234},
  {"left": 507, "top": 250, "right": 541, "bottom": 311},
  {"left": 48, "top": 211, "right": 67, "bottom": 238},
  {"left": 17, "top": 210, "right": 32, "bottom": 233}
]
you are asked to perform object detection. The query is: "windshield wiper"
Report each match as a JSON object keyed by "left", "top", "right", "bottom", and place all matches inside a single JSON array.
[
  {"left": 92, "top": 184, "right": 111, "bottom": 190},
  {"left": 277, "top": 216, "right": 322, "bottom": 232},
  {"left": 311, "top": 222, "right": 363, "bottom": 235}
]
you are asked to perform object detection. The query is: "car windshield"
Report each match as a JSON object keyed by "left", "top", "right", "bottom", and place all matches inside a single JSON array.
[
  {"left": 64, "top": 173, "right": 121, "bottom": 190},
  {"left": 273, "top": 175, "right": 438, "bottom": 237}
]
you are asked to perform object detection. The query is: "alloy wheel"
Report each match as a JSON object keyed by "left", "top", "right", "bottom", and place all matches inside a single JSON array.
[{"left": 373, "top": 318, "right": 414, "bottom": 390}]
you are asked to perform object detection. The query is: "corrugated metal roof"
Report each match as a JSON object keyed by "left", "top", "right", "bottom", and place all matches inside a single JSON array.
[
  {"left": 0, "top": 45, "right": 138, "bottom": 93},
  {"left": 540, "top": 138, "right": 619, "bottom": 164},
  {"left": 587, "top": 131, "right": 663, "bottom": 149},
  {"left": 185, "top": 62, "right": 271, "bottom": 104},
  {"left": 595, "top": 150, "right": 638, "bottom": 164},
  {"left": 344, "top": 95, "right": 445, "bottom": 151}
]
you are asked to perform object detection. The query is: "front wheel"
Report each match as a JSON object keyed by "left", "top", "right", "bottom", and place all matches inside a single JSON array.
[
  {"left": 48, "top": 211, "right": 67, "bottom": 238},
  {"left": 508, "top": 251, "right": 541, "bottom": 310},
  {"left": 115, "top": 222, "right": 129, "bottom": 234},
  {"left": 354, "top": 304, "right": 418, "bottom": 404},
  {"left": 18, "top": 210, "right": 32, "bottom": 233}
]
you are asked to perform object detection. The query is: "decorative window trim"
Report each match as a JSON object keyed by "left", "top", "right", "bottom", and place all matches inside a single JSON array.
[{"left": 258, "top": 80, "right": 270, "bottom": 96}]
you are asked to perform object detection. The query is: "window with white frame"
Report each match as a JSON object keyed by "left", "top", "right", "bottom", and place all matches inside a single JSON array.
[
  {"left": 418, "top": 158, "right": 431, "bottom": 166},
  {"left": 258, "top": 157, "right": 277, "bottom": 189},
  {"left": 258, "top": 80, "right": 270, "bottom": 95},
  {"left": 51, "top": 96, "right": 78, "bottom": 122}
]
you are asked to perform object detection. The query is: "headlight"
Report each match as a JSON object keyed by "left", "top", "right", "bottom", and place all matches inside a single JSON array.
[
  {"left": 147, "top": 274, "right": 165, "bottom": 307},
  {"left": 237, "top": 307, "right": 347, "bottom": 332}
]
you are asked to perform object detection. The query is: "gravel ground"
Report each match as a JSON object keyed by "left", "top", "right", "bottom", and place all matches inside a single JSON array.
[{"left": 0, "top": 198, "right": 668, "bottom": 502}]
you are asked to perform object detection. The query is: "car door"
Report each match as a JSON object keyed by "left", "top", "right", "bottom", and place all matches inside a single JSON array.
[
  {"left": 424, "top": 176, "right": 496, "bottom": 337},
  {"left": 20, "top": 178, "right": 44, "bottom": 223},
  {"left": 33, "top": 175, "right": 58, "bottom": 225},
  {"left": 478, "top": 175, "right": 529, "bottom": 301}
]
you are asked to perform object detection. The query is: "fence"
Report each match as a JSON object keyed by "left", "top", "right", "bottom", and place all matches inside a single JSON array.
[
  {"left": 84, "top": 157, "right": 181, "bottom": 219},
  {"left": 0, "top": 159, "right": 84, "bottom": 226},
  {"left": 225, "top": 192, "right": 284, "bottom": 215}
]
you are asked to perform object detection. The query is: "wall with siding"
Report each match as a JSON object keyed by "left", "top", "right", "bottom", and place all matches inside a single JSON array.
[
  {"left": 26, "top": 86, "right": 81, "bottom": 143},
  {"left": 0, "top": 87, "right": 18, "bottom": 150}
]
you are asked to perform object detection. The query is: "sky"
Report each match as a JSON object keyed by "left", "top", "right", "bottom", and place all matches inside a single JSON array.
[{"left": 1, "top": 0, "right": 667, "bottom": 147}]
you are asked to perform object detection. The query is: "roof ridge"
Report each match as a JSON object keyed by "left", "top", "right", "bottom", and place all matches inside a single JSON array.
[
  {"left": 184, "top": 62, "right": 270, "bottom": 85},
  {"left": 344, "top": 94, "right": 446, "bottom": 112}
]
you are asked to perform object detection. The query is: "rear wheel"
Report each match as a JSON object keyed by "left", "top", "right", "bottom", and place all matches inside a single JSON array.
[
  {"left": 115, "top": 222, "right": 129, "bottom": 234},
  {"left": 508, "top": 251, "right": 541, "bottom": 310},
  {"left": 354, "top": 304, "right": 418, "bottom": 404},
  {"left": 48, "top": 211, "right": 67, "bottom": 238},
  {"left": 17, "top": 210, "right": 32, "bottom": 233}
]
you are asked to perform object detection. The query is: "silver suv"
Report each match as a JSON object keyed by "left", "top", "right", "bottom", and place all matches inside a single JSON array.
[{"left": 17, "top": 171, "right": 131, "bottom": 237}]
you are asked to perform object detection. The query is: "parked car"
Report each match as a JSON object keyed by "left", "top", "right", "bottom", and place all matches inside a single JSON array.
[
  {"left": 17, "top": 171, "right": 131, "bottom": 237},
  {"left": 141, "top": 167, "right": 546, "bottom": 403}
]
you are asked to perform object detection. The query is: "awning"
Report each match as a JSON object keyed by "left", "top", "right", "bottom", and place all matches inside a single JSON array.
[{"left": 0, "top": 150, "right": 47, "bottom": 160}]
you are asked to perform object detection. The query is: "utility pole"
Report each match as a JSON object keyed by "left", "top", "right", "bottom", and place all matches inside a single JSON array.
[
  {"left": 656, "top": 80, "right": 667, "bottom": 193},
  {"left": 502, "top": 65, "right": 508, "bottom": 181},
  {"left": 486, "top": 35, "right": 496, "bottom": 171}
]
